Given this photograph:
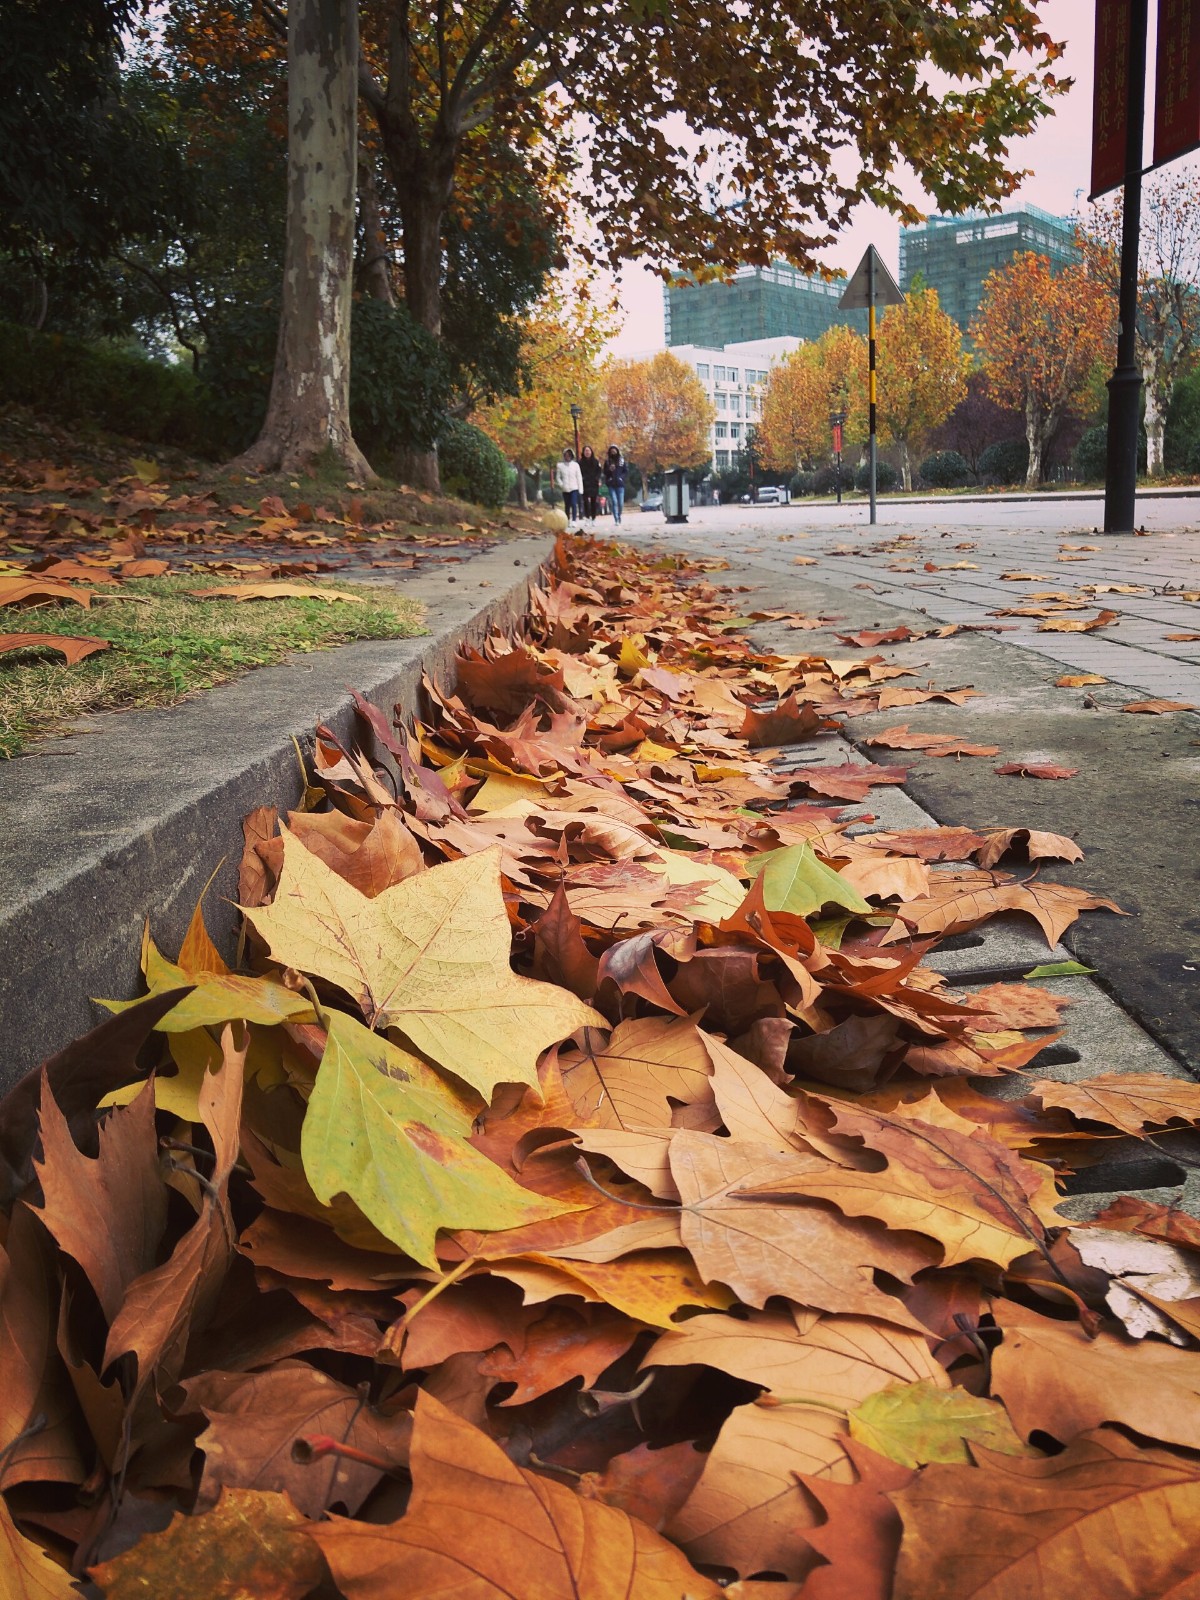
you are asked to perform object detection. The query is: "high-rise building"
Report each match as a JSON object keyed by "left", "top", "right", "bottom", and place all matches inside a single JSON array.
[
  {"left": 660, "top": 336, "right": 801, "bottom": 472},
  {"left": 664, "top": 264, "right": 867, "bottom": 349},
  {"left": 899, "top": 205, "right": 1079, "bottom": 335}
]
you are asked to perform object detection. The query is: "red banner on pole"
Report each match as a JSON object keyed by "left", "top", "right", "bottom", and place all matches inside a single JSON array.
[
  {"left": 1155, "top": 0, "right": 1200, "bottom": 165},
  {"left": 831, "top": 423, "right": 843, "bottom": 455},
  {"left": 1092, "top": 0, "right": 1132, "bottom": 195}
]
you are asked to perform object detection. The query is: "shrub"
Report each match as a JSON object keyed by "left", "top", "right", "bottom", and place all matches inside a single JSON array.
[
  {"left": 1165, "top": 369, "right": 1200, "bottom": 474},
  {"left": 790, "top": 470, "right": 816, "bottom": 496},
  {"left": 854, "top": 460, "right": 898, "bottom": 492},
  {"left": 978, "top": 437, "right": 1029, "bottom": 485},
  {"left": 0, "top": 321, "right": 209, "bottom": 451},
  {"left": 201, "top": 298, "right": 453, "bottom": 464},
  {"left": 813, "top": 464, "right": 840, "bottom": 495},
  {"left": 1073, "top": 426, "right": 1108, "bottom": 481},
  {"left": 919, "top": 450, "right": 970, "bottom": 488},
  {"left": 349, "top": 299, "right": 451, "bottom": 465},
  {"left": 438, "top": 417, "right": 511, "bottom": 507}
]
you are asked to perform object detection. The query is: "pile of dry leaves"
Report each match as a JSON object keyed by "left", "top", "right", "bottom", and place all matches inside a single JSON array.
[{"left": 5, "top": 536, "right": 1200, "bottom": 1599}]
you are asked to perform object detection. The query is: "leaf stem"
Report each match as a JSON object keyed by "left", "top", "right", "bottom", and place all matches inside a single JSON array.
[{"left": 402, "top": 1255, "right": 478, "bottom": 1323}]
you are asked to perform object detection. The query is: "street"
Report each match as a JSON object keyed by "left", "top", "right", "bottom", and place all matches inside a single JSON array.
[{"left": 622, "top": 498, "right": 1200, "bottom": 1077}]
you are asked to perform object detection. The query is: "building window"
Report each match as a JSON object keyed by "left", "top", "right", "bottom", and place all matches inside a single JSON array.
[
  {"left": 716, "top": 450, "right": 731, "bottom": 468},
  {"left": 730, "top": 424, "right": 741, "bottom": 441},
  {"left": 727, "top": 368, "right": 739, "bottom": 383},
  {"left": 715, "top": 422, "right": 728, "bottom": 439},
  {"left": 713, "top": 365, "right": 727, "bottom": 383},
  {"left": 731, "top": 395, "right": 742, "bottom": 416},
  {"left": 717, "top": 394, "right": 728, "bottom": 412},
  {"left": 696, "top": 363, "right": 709, "bottom": 379}
]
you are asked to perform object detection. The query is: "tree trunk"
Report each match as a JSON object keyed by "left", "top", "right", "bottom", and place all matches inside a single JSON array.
[
  {"left": 236, "top": 0, "right": 371, "bottom": 480},
  {"left": 1143, "top": 351, "right": 1165, "bottom": 477},
  {"left": 898, "top": 438, "right": 912, "bottom": 492},
  {"left": 515, "top": 463, "right": 528, "bottom": 509},
  {"left": 1025, "top": 396, "right": 1051, "bottom": 488},
  {"left": 357, "top": 149, "right": 395, "bottom": 306}
]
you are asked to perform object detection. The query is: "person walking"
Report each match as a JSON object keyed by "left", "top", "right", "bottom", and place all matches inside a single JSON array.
[
  {"left": 603, "top": 445, "right": 627, "bottom": 527},
  {"left": 555, "top": 447, "right": 584, "bottom": 528},
  {"left": 579, "top": 445, "right": 602, "bottom": 529}
]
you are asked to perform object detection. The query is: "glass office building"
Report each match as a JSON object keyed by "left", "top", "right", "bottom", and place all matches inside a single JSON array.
[
  {"left": 664, "top": 264, "right": 868, "bottom": 348},
  {"left": 899, "top": 205, "right": 1080, "bottom": 336}
]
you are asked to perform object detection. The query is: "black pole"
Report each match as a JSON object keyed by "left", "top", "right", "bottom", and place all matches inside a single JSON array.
[
  {"left": 868, "top": 255, "right": 878, "bottom": 525},
  {"left": 1103, "top": 0, "right": 1148, "bottom": 534}
]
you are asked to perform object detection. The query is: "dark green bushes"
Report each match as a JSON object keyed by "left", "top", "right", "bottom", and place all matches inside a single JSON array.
[{"left": 438, "top": 418, "right": 511, "bottom": 508}]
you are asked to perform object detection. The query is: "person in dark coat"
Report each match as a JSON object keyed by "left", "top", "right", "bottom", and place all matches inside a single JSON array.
[
  {"left": 603, "top": 445, "right": 627, "bottom": 526},
  {"left": 579, "top": 445, "right": 602, "bottom": 528}
]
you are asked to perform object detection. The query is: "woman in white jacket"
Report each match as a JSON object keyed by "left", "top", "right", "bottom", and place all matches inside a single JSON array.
[{"left": 555, "top": 448, "right": 584, "bottom": 527}]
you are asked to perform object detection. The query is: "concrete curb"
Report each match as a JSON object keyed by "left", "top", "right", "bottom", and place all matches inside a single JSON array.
[{"left": 0, "top": 535, "right": 556, "bottom": 1082}]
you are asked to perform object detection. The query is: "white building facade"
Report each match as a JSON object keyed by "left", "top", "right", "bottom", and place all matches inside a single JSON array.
[{"left": 668, "top": 336, "right": 801, "bottom": 471}]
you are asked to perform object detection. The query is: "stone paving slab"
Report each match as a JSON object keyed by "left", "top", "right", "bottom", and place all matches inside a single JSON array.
[{"left": 0, "top": 536, "right": 555, "bottom": 1082}]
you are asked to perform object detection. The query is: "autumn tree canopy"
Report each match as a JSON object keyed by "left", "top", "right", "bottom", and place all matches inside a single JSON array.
[
  {"left": 604, "top": 352, "right": 714, "bottom": 477},
  {"left": 876, "top": 288, "right": 967, "bottom": 489},
  {"left": 1082, "top": 173, "right": 1200, "bottom": 476},
  {"left": 477, "top": 283, "right": 614, "bottom": 504},
  {"left": 972, "top": 253, "right": 1113, "bottom": 488},
  {"left": 757, "top": 327, "right": 867, "bottom": 473}
]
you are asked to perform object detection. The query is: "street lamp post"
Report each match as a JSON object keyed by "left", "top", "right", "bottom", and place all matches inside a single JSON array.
[
  {"left": 829, "top": 411, "right": 847, "bottom": 506},
  {"left": 569, "top": 403, "right": 582, "bottom": 458}
]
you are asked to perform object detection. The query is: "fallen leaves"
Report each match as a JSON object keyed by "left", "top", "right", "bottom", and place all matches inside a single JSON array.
[
  {"left": 1, "top": 533, "right": 1176, "bottom": 1600},
  {"left": 1121, "top": 698, "right": 1196, "bottom": 714},
  {"left": 1036, "top": 608, "right": 1119, "bottom": 633},
  {"left": 188, "top": 582, "right": 366, "bottom": 603}
]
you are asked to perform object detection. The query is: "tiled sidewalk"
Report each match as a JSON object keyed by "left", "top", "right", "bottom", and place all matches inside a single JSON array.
[{"left": 656, "top": 504, "right": 1200, "bottom": 702}]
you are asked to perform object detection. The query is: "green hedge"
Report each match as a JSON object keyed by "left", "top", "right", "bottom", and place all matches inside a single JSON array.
[{"left": 0, "top": 321, "right": 210, "bottom": 450}]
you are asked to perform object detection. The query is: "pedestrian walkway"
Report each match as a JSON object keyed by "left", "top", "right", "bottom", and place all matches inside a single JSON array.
[{"left": 643, "top": 501, "right": 1200, "bottom": 703}]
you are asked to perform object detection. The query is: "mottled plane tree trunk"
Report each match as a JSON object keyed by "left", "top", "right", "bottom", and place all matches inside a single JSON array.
[{"left": 238, "top": 0, "right": 371, "bottom": 479}]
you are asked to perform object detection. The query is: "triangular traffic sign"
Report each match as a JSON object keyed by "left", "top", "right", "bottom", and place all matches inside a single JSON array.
[{"left": 838, "top": 245, "right": 905, "bottom": 310}]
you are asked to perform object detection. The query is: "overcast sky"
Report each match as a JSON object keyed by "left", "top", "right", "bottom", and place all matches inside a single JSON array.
[{"left": 606, "top": 0, "right": 1198, "bottom": 354}]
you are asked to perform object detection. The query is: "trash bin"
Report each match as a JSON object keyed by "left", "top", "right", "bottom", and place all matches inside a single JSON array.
[{"left": 663, "top": 467, "right": 690, "bottom": 524}]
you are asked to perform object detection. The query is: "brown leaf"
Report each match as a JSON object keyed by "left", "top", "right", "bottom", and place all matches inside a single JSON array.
[
  {"left": 837, "top": 627, "right": 914, "bottom": 647},
  {"left": 187, "top": 583, "right": 364, "bottom": 603},
  {"left": 1056, "top": 673, "right": 1107, "bottom": 686},
  {"left": 119, "top": 558, "right": 170, "bottom": 578},
  {"left": 991, "top": 1300, "right": 1200, "bottom": 1450},
  {"left": 310, "top": 1391, "right": 719, "bottom": 1598},
  {"left": 1037, "top": 608, "right": 1119, "bottom": 632},
  {"left": 1032, "top": 1072, "right": 1200, "bottom": 1136},
  {"left": 559, "top": 1016, "right": 714, "bottom": 1129},
  {"left": 579, "top": 1440, "right": 705, "bottom": 1531},
  {"left": 0, "top": 633, "right": 110, "bottom": 664},
  {"left": 1091, "top": 1196, "right": 1200, "bottom": 1253},
  {"left": 875, "top": 686, "right": 980, "bottom": 708},
  {"left": 740, "top": 692, "right": 825, "bottom": 748},
  {"left": 530, "top": 884, "right": 601, "bottom": 1001},
  {"left": 184, "top": 1361, "right": 412, "bottom": 1517},
  {"left": 0, "top": 577, "right": 93, "bottom": 608},
  {"left": 477, "top": 1303, "right": 641, "bottom": 1405},
  {"left": 974, "top": 827, "right": 1083, "bottom": 867},
  {"left": 285, "top": 808, "right": 424, "bottom": 898},
  {"left": 455, "top": 642, "right": 567, "bottom": 719},
  {"left": 858, "top": 827, "right": 987, "bottom": 862},
  {"left": 802, "top": 1441, "right": 914, "bottom": 1600},
  {"left": 1121, "top": 698, "right": 1196, "bottom": 714},
  {"left": 890, "top": 1429, "right": 1200, "bottom": 1600},
  {"left": 0, "top": 1495, "right": 78, "bottom": 1600},
  {"left": 963, "top": 982, "right": 1072, "bottom": 1031},
  {"left": 103, "top": 1028, "right": 245, "bottom": 1399},
  {"left": 793, "top": 763, "right": 909, "bottom": 802},
  {"left": 883, "top": 877, "right": 1123, "bottom": 947},
  {"left": 33, "top": 1081, "right": 166, "bottom": 1323},
  {"left": 87, "top": 1488, "right": 324, "bottom": 1599},
  {"left": 669, "top": 1132, "right": 932, "bottom": 1322},
  {"left": 993, "top": 761, "right": 1078, "bottom": 779}
]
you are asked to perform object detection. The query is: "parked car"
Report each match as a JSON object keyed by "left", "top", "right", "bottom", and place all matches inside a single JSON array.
[
  {"left": 756, "top": 485, "right": 786, "bottom": 504},
  {"left": 640, "top": 492, "right": 664, "bottom": 512}
]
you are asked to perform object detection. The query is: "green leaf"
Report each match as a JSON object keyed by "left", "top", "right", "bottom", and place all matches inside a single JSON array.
[
  {"left": 100, "top": 931, "right": 315, "bottom": 1032},
  {"left": 746, "top": 842, "right": 871, "bottom": 918},
  {"left": 848, "top": 1379, "right": 1033, "bottom": 1468},
  {"left": 301, "top": 1010, "right": 575, "bottom": 1269},
  {"left": 1023, "top": 960, "right": 1095, "bottom": 979}
]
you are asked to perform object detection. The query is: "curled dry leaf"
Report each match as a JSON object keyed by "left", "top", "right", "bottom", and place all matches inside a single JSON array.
[
  {"left": 0, "top": 633, "right": 110, "bottom": 663},
  {"left": 1121, "top": 698, "right": 1196, "bottom": 714},
  {"left": 1036, "top": 608, "right": 1118, "bottom": 632},
  {"left": 1031, "top": 1071, "right": 1200, "bottom": 1137},
  {"left": 1055, "top": 672, "right": 1107, "bottom": 686},
  {"left": 993, "top": 761, "right": 1079, "bottom": 780},
  {"left": 974, "top": 827, "right": 1083, "bottom": 867},
  {"left": 187, "top": 582, "right": 365, "bottom": 603}
]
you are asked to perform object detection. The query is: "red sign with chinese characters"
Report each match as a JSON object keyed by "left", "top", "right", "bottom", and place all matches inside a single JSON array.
[
  {"left": 831, "top": 422, "right": 843, "bottom": 455},
  {"left": 1091, "top": 0, "right": 1131, "bottom": 195},
  {"left": 1155, "top": 0, "right": 1200, "bottom": 165}
]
